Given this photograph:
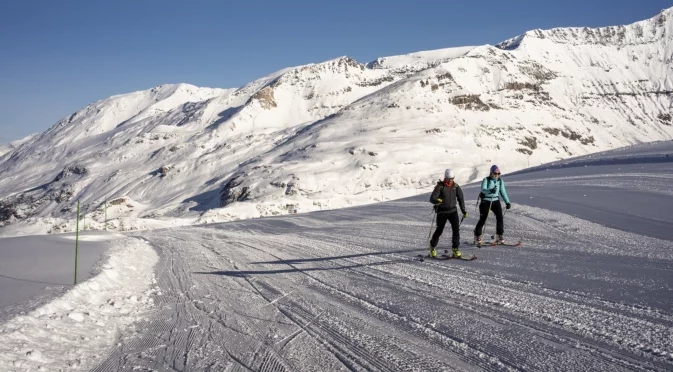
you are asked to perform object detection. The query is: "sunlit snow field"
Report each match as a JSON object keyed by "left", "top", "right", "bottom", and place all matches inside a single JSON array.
[{"left": 1, "top": 141, "right": 671, "bottom": 371}]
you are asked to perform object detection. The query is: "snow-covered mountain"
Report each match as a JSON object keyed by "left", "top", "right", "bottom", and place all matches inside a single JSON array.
[
  {"left": 1, "top": 7, "right": 672, "bottom": 235},
  {"left": 0, "top": 134, "right": 37, "bottom": 158}
]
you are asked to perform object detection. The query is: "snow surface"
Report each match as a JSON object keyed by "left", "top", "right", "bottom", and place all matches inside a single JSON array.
[
  {"left": 0, "top": 231, "right": 113, "bottom": 313},
  {"left": 1, "top": 7, "right": 673, "bottom": 236},
  {"left": 366, "top": 45, "right": 476, "bottom": 69},
  {"left": 2, "top": 140, "right": 671, "bottom": 371},
  {"left": 0, "top": 236, "right": 157, "bottom": 371},
  {"left": 0, "top": 134, "right": 38, "bottom": 158}
]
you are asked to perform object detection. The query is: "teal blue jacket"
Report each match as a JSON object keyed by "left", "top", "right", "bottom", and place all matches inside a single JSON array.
[{"left": 480, "top": 176, "right": 510, "bottom": 204}]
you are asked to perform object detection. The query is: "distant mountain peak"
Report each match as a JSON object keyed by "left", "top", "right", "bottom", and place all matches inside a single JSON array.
[{"left": 497, "top": 6, "right": 672, "bottom": 50}]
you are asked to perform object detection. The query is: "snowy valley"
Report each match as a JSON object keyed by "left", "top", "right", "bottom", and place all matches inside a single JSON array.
[{"left": 0, "top": 7, "right": 672, "bottom": 235}]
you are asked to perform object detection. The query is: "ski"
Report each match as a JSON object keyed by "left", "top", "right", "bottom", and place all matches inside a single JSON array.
[
  {"left": 444, "top": 254, "right": 477, "bottom": 261},
  {"left": 461, "top": 240, "right": 522, "bottom": 248},
  {"left": 488, "top": 240, "right": 522, "bottom": 247},
  {"left": 461, "top": 241, "right": 485, "bottom": 248},
  {"left": 417, "top": 254, "right": 477, "bottom": 262}
]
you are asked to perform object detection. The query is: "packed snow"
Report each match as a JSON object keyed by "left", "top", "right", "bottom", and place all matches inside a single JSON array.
[
  {"left": 1, "top": 8, "right": 673, "bottom": 236},
  {"left": 1, "top": 140, "right": 671, "bottom": 371},
  {"left": 0, "top": 236, "right": 157, "bottom": 371},
  {"left": 0, "top": 231, "right": 112, "bottom": 314}
]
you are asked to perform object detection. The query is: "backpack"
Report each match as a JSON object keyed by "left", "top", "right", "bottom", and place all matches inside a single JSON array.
[{"left": 432, "top": 180, "right": 444, "bottom": 213}]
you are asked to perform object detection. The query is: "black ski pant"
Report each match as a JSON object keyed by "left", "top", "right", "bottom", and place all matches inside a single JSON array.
[
  {"left": 474, "top": 200, "right": 504, "bottom": 237},
  {"left": 431, "top": 210, "right": 460, "bottom": 249}
]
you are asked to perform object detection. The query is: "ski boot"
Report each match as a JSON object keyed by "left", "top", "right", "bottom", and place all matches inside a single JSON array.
[
  {"left": 452, "top": 247, "right": 462, "bottom": 258},
  {"left": 428, "top": 242, "right": 437, "bottom": 258},
  {"left": 473, "top": 235, "right": 483, "bottom": 245},
  {"left": 496, "top": 235, "right": 505, "bottom": 244}
]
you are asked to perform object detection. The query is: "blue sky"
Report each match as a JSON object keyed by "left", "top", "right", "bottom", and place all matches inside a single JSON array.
[{"left": 1, "top": 0, "right": 671, "bottom": 144}]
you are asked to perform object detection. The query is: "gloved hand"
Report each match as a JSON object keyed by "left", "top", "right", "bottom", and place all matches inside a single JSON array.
[
  {"left": 436, "top": 198, "right": 443, "bottom": 203},
  {"left": 463, "top": 212, "right": 468, "bottom": 218},
  {"left": 489, "top": 187, "right": 497, "bottom": 193},
  {"left": 506, "top": 203, "right": 511, "bottom": 209}
]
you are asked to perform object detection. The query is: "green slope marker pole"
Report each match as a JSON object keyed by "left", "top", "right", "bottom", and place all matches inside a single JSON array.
[{"left": 75, "top": 200, "right": 80, "bottom": 285}]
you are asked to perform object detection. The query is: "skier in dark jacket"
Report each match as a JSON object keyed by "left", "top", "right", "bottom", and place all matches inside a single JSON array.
[
  {"left": 474, "top": 164, "right": 511, "bottom": 244},
  {"left": 429, "top": 168, "right": 467, "bottom": 258}
]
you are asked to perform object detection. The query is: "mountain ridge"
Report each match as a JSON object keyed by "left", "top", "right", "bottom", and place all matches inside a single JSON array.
[
  {"left": 497, "top": 6, "right": 672, "bottom": 50},
  {"left": 1, "top": 7, "right": 672, "bottom": 236}
]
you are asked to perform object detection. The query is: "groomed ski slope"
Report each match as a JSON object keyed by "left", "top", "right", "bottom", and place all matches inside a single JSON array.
[
  {"left": 4, "top": 141, "right": 673, "bottom": 371},
  {"left": 95, "top": 140, "right": 673, "bottom": 371}
]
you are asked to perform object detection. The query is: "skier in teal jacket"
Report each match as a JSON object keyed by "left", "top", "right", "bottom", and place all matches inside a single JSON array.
[{"left": 474, "top": 165, "right": 511, "bottom": 244}]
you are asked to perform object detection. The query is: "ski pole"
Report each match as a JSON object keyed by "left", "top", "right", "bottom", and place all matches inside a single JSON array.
[
  {"left": 496, "top": 205, "right": 508, "bottom": 241},
  {"left": 427, "top": 211, "right": 436, "bottom": 241}
]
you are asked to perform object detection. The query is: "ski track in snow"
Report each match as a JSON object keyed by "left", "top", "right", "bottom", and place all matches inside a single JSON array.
[{"left": 90, "top": 149, "right": 673, "bottom": 371}]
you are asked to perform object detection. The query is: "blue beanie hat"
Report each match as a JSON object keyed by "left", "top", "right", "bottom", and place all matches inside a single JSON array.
[{"left": 490, "top": 165, "right": 500, "bottom": 174}]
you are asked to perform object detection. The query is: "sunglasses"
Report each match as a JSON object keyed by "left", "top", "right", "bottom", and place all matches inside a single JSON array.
[{"left": 493, "top": 172, "right": 500, "bottom": 175}]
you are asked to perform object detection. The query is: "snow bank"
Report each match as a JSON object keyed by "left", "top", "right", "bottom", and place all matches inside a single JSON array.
[
  {"left": 0, "top": 237, "right": 158, "bottom": 371},
  {"left": 0, "top": 232, "right": 112, "bottom": 312}
]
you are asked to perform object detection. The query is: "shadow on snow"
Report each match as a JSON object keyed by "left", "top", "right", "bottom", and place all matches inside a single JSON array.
[{"left": 193, "top": 249, "right": 419, "bottom": 277}]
